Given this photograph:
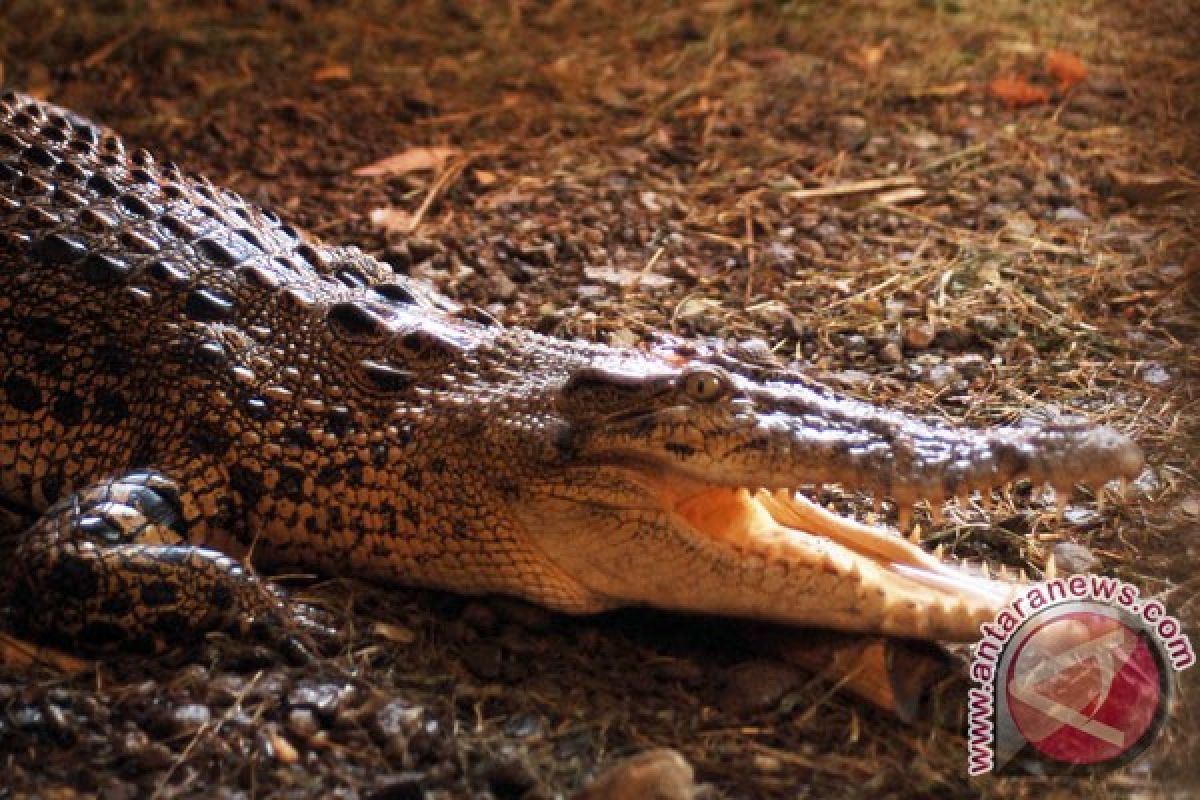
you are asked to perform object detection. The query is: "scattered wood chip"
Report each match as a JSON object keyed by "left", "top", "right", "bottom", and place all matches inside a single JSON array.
[
  {"left": 785, "top": 175, "right": 917, "bottom": 201},
  {"left": 988, "top": 74, "right": 1050, "bottom": 108},
  {"left": 266, "top": 727, "right": 300, "bottom": 765},
  {"left": 1046, "top": 50, "right": 1087, "bottom": 90},
  {"left": 910, "top": 80, "right": 971, "bottom": 99},
  {"left": 1109, "top": 168, "right": 1196, "bottom": 205},
  {"left": 875, "top": 186, "right": 927, "bottom": 205},
  {"left": 472, "top": 168, "right": 498, "bottom": 187},
  {"left": 368, "top": 207, "right": 416, "bottom": 234},
  {"left": 312, "top": 63, "right": 352, "bottom": 82},
  {"left": 353, "top": 146, "right": 461, "bottom": 178},
  {"left": 371, "top": 621, "right": 417, "bottom": 644}
]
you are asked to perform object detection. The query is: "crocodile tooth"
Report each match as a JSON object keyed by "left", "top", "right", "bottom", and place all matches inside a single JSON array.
[
  {"left": 1044, "top": 553, "right": 1058, "bottom": 579},
  {"left": 933, "top": 543, "right": 945, "bottom": 560},
  {"left": 907, "top": 527, "right": 922, "bottom": 544}
]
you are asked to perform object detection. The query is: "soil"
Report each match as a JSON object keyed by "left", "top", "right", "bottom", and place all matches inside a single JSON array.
[{"left": 0, "top": 1, "right": 1197, "bottom": 798}]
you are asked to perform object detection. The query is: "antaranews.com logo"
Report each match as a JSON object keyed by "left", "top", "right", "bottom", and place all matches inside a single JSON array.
[{"left": 967, "top": 574, "right": 1195, "bottom": 776}]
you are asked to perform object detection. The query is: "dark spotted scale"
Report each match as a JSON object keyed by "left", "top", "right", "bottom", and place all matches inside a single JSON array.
[
  {"left": 0, "top": 91, "right": 469, "bottom": 652},
  {"left": 0, "top": 90, "right": 530, "bottom": 652}
]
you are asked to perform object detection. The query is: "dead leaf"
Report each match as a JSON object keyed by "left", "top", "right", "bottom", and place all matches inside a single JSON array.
[
  {"left": 368, "top": 207, "right": 415, "bottom": 234},
  {"left": 1109, "top": 168, "right": 1196, "bottom": 205},
  {"left": 988, "top": 74, "right": 1050, "bottom": 108},
  {"left": 353, "top": 146, "right": 461, "bottom": 178},
  {"left": 472, "top": 168, "right": 498, "bottom": 187},
  {"left": 312, "top": 63, "right": 351, "bottom": 82},
  {"left": 1045, "top": 50, "right": 1087, "bottom": 90}
]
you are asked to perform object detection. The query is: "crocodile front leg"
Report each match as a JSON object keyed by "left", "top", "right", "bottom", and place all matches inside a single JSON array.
[{"left": 2, "top": 470, "right": 293, "bottom": 653}]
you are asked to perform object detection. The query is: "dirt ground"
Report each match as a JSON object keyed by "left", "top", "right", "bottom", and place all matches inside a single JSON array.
[{"left": 0, "top": 0, "right": 1197, "bottom": 797}]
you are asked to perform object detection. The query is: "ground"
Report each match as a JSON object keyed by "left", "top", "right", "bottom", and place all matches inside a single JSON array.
[{"left": 0, "top": 1, "right": 1197, "bottom": 797}]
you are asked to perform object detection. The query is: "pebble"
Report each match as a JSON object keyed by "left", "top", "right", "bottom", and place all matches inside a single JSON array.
[
  {"left": 1052, "top": 542, "right": 1100, "bottom": 575},
  {"left": 792, "top": 237, "right": 825, "bottom": 262},
  {"left": 487, "top": 271, "right": 517, "bottom": 301},
  {"left": 1053, "top": 206, "right": 1089, "bottom": 224},
  {"left": 287, "top": 683, "right": 343, "bottom": 723},
  {"left": 903, "top": 319, "right": 937, "bottom": 349},
  {"left": 170, "top": 703, "right": 212, "bottom": 736},
  {"left": 991, "top": 175, "right": 1025, "bottom": 200},
  {"left": 923, "top": 362, "right": 960, "bottom": 388},
  {"left": 718, "top": 660, "right": 802, "bottom": 715},
  {"left": 286, "top": 707, "right": 322, "bottom": 740},
  {"left": 879, "top": 341, "right": 904, "bottom": 364},
  {"left": 573, "top": 748, "right": 697, "bottom": 800}
]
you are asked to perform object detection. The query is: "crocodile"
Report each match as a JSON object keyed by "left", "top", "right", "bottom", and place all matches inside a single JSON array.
[{"left": 0, "top": 91, "right": 1143, "bottom": 653}]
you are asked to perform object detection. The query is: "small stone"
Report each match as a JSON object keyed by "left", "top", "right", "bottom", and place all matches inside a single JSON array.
[
  {"left": 286, "top": 707, "right": 322, "bottom": 740},
  {"left": 1052, "top": 542, "right": 1100, "bottom": 575},
  {"left": 903, "top": 320, "right": 937, "bottom": 349},
  {"left": 488, "top": 271, "right": 517, "bottom": 301},
  {"left": 608, "top": 328, "right": 639, "bottom": 348},
  {"left": 1140, "top": 363, "right": 1171, "bottom": 385},
  {"left": 792, "top": 237, "right": 825, "bottom": 262},
  {"left": 905, "top": 130, "right": 940, "bottom": 150},
  {"left": 991, "top": 175, "right": 1025, "bottom": 200},
  {"left": 813, "top": 222, "right": 842, "bottom": 242},
  {"left": 1179, "top": 495, "right": 1200, "bottom": 518},
  {"left": 879, "top": 341, "right": 904, "bottom": 364},
  {"left": 949, "top": 353, "right": 988, "bottom": 378},
  {"left": 370, "top": 699, "right": 423, "bottom": 743},
  {"left": 752, "top": 753, "right": 782, "bottom": 772},
  {"left": 718, "top": 660, "right": 802, "bottom": 715},
  {"left": 1054, "top": 206, "right": 1089, "bottom": 224},
  {"left": 923, "top": 363, "right": 960, "bottom": 388},
  {"left": 170, "top": 703, "right": 211, "bottom": 736},
  {"left": 287, "top": 683, "right": 343, "bottom": 722},
  {"left": 573, "top": 748, "right": 696, "bottom": 800},
  {"left": 835, "top": 114, "right": 867, "bottom": 135}
]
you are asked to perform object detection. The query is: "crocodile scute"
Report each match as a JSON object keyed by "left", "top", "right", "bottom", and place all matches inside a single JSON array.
[{"left": 0, "top": 90, "right": 1143, "bottom": 651}]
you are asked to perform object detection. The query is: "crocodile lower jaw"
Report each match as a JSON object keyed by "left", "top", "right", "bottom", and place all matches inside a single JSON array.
[{"left": 668, "top": 486, "right": 1021, "bottom": 640}]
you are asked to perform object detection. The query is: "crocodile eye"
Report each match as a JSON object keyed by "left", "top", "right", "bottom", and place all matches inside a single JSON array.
[{"left": 681, "top": 368, "right": 726, "bottom": 403}]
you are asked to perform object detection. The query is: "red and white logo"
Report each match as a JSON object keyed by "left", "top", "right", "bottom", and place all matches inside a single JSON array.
[{"left": 967, "top": 576, "right": 1193, "bottom": 776}]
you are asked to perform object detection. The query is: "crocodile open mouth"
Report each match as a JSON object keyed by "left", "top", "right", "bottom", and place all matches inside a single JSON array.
[{"left": 665, "top": 485, "right": 1021, "bottom": 639}]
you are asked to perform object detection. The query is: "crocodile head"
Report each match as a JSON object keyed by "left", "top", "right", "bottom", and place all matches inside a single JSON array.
[{"left": 508, "top": 340, "right": 1143, "bottom": 642}]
